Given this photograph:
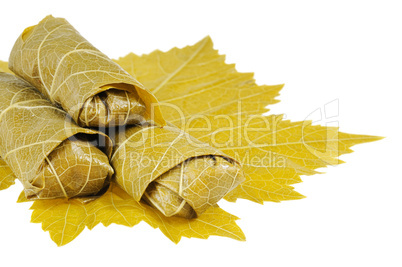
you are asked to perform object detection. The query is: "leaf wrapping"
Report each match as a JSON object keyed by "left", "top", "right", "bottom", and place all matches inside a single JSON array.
[
  {"left": 111, "top": 124, "right": 245, "bottom": 218},
  {"left": 8, "top": 15, "right": 165, "bottom": 127},
  {"left": 0, "top": 73, "right": 113, "bottom": 199}
]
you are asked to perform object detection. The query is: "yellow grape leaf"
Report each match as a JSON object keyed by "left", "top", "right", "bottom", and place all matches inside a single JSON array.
[
  {"left": 89, "top": 185, "right": 245, "bottom": 243},
  {"left": 116, "top": 36, "right": 283, "bottom": 122},
  {"left": 30, "top": 198, "right": 89, "bottom": 246},
  {"left": 28, "top": 183, "right": 244, "bottom": 246},
  {"left": 115, "top": 37, "right": 382, "bottom": 203},
  {"left": 184, "top": 114, "right": 381, "bottom": 203},
  {"left": 0, "top": 158, "right": 15, "bottom": 190},
  {"left": 17, "top": 190, "right": 28, "bottom": 202}
]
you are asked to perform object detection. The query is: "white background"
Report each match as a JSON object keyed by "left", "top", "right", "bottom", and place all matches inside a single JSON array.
[{"left": 0, "top": 1, "right": 400, "bottom": 266}]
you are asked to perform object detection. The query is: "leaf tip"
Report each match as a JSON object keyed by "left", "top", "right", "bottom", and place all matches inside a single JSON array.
[{"left": 371, "top": 135, "right": 385, "bottom": 141}]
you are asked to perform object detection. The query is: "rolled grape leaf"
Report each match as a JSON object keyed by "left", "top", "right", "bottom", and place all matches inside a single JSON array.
[
  {"left": 8, "top": 15, "right": 165, "bottom": 127},
  {"left": 0, "top": 72, "right": 114, "bottom": 200},
  {"left": 111, "top": 124, "right": 245, "bottom": 219}
]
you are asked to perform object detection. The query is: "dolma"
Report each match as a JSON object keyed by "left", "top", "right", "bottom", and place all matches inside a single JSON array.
[
  {"left": 0, "top": 72, "right": 114, "bottom": 199},
  {"left": 9, "top": 15, "right": 165, "bottom": 127},
  {"left": 111, "top": 124, "right": 245, "bottom": 219}
]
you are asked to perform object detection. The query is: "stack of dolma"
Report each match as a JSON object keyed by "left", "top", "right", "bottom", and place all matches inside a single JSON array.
[{"left": 0, "top": 15, "right": 245, "bottom": 219}]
